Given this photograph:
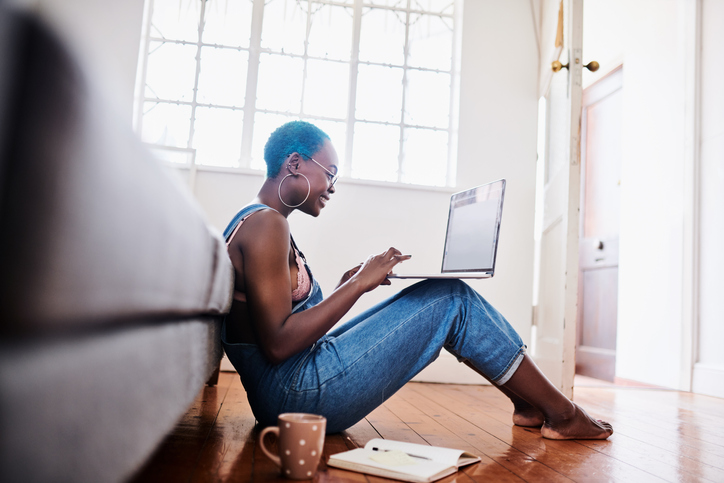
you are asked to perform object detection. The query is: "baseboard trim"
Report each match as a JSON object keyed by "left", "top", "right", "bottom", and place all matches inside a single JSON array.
[
  {"left": 412, "top": 352, "right": 490, "bottom": 385},
  {"left": 692, "top": 363, "right": 724, "bottom": 398},
  {"left": 220, "top": 354, "right": 235, "bottom": 372}
]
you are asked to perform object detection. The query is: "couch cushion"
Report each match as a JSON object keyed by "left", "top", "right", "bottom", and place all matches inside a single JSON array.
[
  {"left": 0, "top": 9, "right": 233, "bottom": 335},
  {"left": 0, "top": 317, "right": 223, "bottom": 483}
]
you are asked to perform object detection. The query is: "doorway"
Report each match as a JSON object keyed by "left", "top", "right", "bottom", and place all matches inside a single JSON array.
[{"left": 576, "top": 67, "right": 623, "bottom": 382}]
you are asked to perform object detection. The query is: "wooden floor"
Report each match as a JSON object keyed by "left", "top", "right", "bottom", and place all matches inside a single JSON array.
[{"left": 130, "top": 372, "right": 724, "bottom": 482}]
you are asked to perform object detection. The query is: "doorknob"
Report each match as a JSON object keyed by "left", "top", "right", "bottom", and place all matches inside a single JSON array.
[{"left": 551, "top": 60, "right": 600, "bottom": 72}]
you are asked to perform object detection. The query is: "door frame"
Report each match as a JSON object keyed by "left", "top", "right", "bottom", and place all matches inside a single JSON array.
[{"left": 532, "top": 0, "right": 583, "bottom": 398}]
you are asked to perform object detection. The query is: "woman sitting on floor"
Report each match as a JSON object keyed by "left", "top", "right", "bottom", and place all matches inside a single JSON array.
[{"left": 222, "top": 120, "right": 613, "bottom": 440}]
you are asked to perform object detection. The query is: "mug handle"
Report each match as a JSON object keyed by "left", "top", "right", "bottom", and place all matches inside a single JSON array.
[{"left": 258, "top": 426, "right": 281, "bottom": 467}]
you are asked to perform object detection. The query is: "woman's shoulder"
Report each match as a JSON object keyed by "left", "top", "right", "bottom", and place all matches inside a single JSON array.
[{"left": 235, "top": 205, "right": 289, "bottom": 245}]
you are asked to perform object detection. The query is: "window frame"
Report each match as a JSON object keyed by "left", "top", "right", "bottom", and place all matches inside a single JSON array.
[{"left": 134, "top": 0, "right": 462, "bottom": 187}]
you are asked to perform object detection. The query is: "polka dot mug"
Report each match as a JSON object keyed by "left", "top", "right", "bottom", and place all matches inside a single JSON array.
[{"left": 259, "top": 413, "right": 327, "bottom": 480}]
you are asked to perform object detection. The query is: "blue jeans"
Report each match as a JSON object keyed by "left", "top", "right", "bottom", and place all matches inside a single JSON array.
[{"left": 222, "top": 279, "right": 525, "bottom": 433}]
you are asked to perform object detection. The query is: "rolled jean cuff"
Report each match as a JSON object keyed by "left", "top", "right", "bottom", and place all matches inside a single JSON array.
[{"left": 493, "top": 346, "right": 526, "bottom": 386}]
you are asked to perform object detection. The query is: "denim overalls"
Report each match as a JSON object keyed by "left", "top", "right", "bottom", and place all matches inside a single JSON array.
[{"left": 221, "top": 205, "right": 526, "bottom": 433}]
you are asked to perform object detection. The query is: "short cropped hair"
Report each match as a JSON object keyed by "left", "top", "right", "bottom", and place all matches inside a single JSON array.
[{"left": 263, "top": 121, "right": 330, "bottom": 178}]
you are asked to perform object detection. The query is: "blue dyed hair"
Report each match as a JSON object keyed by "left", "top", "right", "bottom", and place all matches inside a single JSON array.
[{"left": 264, "top": 120, "right": 330, "bottom": 178}]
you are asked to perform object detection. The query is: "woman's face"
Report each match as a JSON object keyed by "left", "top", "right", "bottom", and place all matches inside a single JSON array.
[{"left": 299, "top": 139, "right": 339, "bottom": 217}]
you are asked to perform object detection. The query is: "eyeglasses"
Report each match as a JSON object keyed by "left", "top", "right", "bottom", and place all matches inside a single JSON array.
[{"left": 304, "top": 155, "right": 339, "bottom": 187}]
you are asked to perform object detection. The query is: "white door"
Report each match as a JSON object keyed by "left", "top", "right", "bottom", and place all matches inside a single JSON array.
[{"left": 533, "top": 0, "right": 583, "bottom": 398}]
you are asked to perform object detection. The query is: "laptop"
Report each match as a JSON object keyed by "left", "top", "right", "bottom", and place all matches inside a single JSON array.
[{"left": 388, "top": 179, "right": 506, "bottom": 279}]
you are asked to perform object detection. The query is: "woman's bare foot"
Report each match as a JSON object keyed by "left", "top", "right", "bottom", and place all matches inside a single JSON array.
[
  {"left": 540, "top": 402, "right": 613, "bottom": 440},
  {"left": 512, "top": 403, "right": 545, "bottom": 427}
]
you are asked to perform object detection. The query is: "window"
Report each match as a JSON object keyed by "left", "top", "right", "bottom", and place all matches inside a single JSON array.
[{"left": 135, "top": 0, "right": 462, "bottom": 187}]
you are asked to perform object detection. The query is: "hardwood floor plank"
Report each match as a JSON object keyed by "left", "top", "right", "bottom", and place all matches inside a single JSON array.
[
  {"left": 132, "top": 374, "right": 724, "bottom": 482},
  {"left": 400, "top": 384, "right": 573, "bottom": 483},
  {"left": 572, "top": 390, "right": 724, "bottom": 475},
  {"left": 573, "top": 390, "right": 724, "bottom": 457},
  {"left": 341, "top": 418, "right": 381, "bottom": 448},
  {"left": 364, "top": 404, "right": 430, "bottom": 445},
  {"left": 358, "top": 393, "right": 516, "bottom": 483},
  {"left": 190, "top": 375, "right": 257, "bottom": 482},
  {"left": 474, "top": 384, "right": 724, "bottom": 482},
  {"left": 131, "top": 371, "right": 235, "bottom": 483},
  {"left": 384, "top": 387, "right": 525, "bottom": 483},
  {"left": 416, "top": 384, "right": 665, "bottom": 483},
  {"left": 253, "top": 426, "right": 288, "bottom": 483},
  {"left": 574, "top": 389, "right": 724, "bottom": 447},
  {"left": 314, "top": 432, "right": 370, "bottom": 483},
  {"left": 576, "top": 436, "right": 724, "bottom": 483},
  {"left": 383, "top": 388, "right": 479, "bottom": 453}
]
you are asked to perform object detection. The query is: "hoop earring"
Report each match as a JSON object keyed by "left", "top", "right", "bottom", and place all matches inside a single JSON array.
[{"left": 278, "top": 173, "right": 311, "bottom": 208}]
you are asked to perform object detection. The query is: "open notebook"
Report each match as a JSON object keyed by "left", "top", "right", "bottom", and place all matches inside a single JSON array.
[
  {"left": 389, "top": 179, "right": 506, "bottom": 279},
  {"left": 327, "top": 438, "right": 480, "bottom": 483}
]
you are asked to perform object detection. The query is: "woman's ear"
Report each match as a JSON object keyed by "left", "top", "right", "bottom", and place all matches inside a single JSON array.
[{"left": 286, "top": 153, "right": 302, "bottom": 174}]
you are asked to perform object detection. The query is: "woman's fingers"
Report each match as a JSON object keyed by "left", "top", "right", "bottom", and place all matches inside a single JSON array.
[
  {"left": 382, "top": 247, "right": 402, "bottom": 260},
  {"left": 379, "top": 247, "right": 411, "bottom": 265},
  {"left": 351, "top": 248, "right": 412, "bottom": 291}
]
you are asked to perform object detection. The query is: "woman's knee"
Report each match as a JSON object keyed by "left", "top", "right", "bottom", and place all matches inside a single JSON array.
[{"left": 418, "top": 278, "right": 480, "bottom": 301}]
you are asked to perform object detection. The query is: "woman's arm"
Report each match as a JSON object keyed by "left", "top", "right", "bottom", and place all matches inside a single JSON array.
[{"left": 236, "top": 210, "right": 408, "bottom": 364}]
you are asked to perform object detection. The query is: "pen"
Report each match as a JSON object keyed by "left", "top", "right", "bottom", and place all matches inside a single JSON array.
[{"left": 371, "top": 447, "right": 432, "bottom": 461}]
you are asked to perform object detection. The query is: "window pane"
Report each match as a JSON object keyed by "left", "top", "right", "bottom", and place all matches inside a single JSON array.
[
  {"left": 363, "top": 0, "right": 406, "bottom": 8},
  {"left": 407, "top": 13, "right": 453, "bottom": 70},
  {"left": 257, "top": 54, "right": 304, "bottom": 113},
  {"left": 359, "top": 7, "right": 406, "bottom": 66},
  {"left": 308, "top": 3, "right": 354, "bottom": 61},
  {"left": 141, "top": 102, "right": 192, "bottom": 147},
  {"left": 150, "top": 0, "right": 200, "bottom": 42},
  {"left": 401, "top": 127, "right": 448, "bottom": 186},
  {"left": 351, "top": 122, "right": 400, "bottom": 182},
  {"left": 203, "top": 0, "right": 253, "bottom": 47},
  {"left": 261, "top": 0, "right": 307, "bottom": 55},
  {"left": 405, "top": 69, "right": 449, "bottom": 128},
  {"left": 251, "top": 113, "right": 298, "bottom": 171},
  {"left": 193, "top": 107, "right": 244, "bottom": 167},
  {"left": 145, "top": 41, "right": 198, "bottom": 101},
  {"left": 411, "top": 0, "right": 455, "bottom": 15},
  {"left": 304, "top": 59, "right": 348, "bottom": 119},
  {"left": 197, "top": 47, "right": 248, "bottom": 107},
  {"left": 356, "top": 64, "right": 403, "bottom": 123},
  {"left": 312, "top": 119, "right": 346, "bottom": 165}
]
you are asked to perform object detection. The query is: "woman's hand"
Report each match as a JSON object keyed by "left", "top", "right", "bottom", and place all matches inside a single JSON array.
[
  {"left": 347, "top": 247, "right": 411, "bottom": 293},
  {"left": 337, "top": 264, "right": 362, "bottom": 289}
]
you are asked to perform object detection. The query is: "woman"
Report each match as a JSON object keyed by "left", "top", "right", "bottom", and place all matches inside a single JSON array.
[{"left": 222, "top": 120, "right": 612, "bottom": 439}]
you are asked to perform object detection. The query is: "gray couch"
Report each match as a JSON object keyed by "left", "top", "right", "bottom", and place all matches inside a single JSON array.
[{"left": 0, "top": 8, "right": 233, "bottom": 483}]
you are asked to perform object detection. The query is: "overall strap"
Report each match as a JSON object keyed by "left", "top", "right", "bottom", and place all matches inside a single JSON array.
[
  {"left": 223, "top": 203, "right": 273, "bottom": 242},
  {"left": 290, "top": 234, "right": 307, "bottom": 263}
]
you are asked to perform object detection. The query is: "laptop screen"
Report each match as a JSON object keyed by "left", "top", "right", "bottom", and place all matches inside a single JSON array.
[{"left": 441, "top": 179, "right": 506, "bottom": 273}]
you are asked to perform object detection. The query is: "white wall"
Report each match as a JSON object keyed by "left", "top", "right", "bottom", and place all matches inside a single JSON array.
[
  {"left": 694, "top": 0, "right": 724, "bottom": 398},
  {"left": 456, "top": 0, "right": 538, "bottom": 348}
]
